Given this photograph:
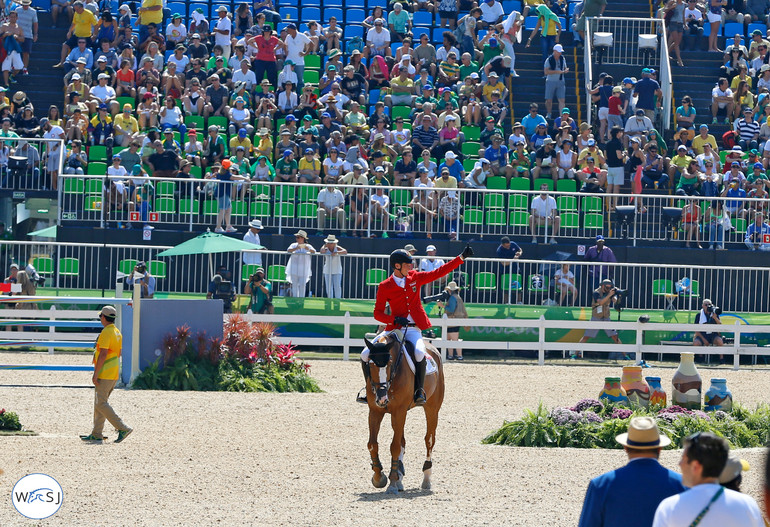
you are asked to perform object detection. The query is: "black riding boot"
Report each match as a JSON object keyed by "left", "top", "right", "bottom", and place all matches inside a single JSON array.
[
  {"left": 356, "top": 360, "right": 371, "bottom": 403},
  {"left": 414, "top": 359, "right": 427, "bottom": 406}
]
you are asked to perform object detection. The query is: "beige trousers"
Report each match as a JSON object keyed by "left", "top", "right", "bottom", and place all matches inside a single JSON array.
[{"left": 92, "top": 379, "right": 128, "bottom": 437}]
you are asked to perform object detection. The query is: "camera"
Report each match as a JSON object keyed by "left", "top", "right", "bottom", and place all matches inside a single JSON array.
[
  {"left": 423, "top": 290, "right": 450, "bottom": 303},
  {"left": 135, "top": 263, "right": 146, "bottom": 274},
  {"left": 707, "top": 304, "right": 722, "bottom": 316},
  {"left": 250, "top": 271, "right": 264, "bottom": 283}
]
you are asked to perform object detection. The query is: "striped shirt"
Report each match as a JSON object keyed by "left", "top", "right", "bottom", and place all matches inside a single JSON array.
[
  {"left": 412, "top": 125, "right": 438, "bottom": 149},
  {"left": 737, "top": 118, "right": 760, "bottom": 142}
]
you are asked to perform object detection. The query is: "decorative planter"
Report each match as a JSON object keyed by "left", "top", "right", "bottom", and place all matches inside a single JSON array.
[
  {"left": 599, "top": 377, "right": 628, "bottom": 404},
  {"left": 704, "top": 378, "right": 732, "bottom": 412},
  {"left": 646, "top": 376, "right": 667, "bottom": 407},
  {"left": 621, "top": 366, "right": 651, "bottom": 407},
  {"left": 672, "top": 352, "right": 702, "bottom": 410}
]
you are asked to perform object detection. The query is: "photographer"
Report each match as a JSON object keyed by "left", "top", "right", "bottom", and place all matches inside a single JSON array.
[
  {"left": 578, "top": 278, "right": 622, "bottom": 357},
  {"left": 125, "top": 261, "right": 155, "bottom": 299},
  {"left": 244, "top": 267, "right": 273, "bottom": 314},
  {"left": 693, "top": 298, "right": 723, "bottom": 348}
]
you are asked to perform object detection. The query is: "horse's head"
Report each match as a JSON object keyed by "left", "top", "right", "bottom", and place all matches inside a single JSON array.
[{"left": 364, "top": 333, "right": 399, "bottom": 408}]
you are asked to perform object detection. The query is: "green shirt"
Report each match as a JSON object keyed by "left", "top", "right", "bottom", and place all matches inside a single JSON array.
[
  {"left": 249, "top": 280, "right": 272, "bottom": 313},
  {"left": 275, "top": 158, "right": 298, "bottom": 179},
  {"left": 368, "top": 174, "right": 391, "bottom": 186},
  {"left": 482, "top": 44, "right": 503, "bottom": 65},
  {"left": 387, "top": 10, "right": 410, "bottom": 33},
  {"left": 459, "top": 61, "right": 479, "bottom": 81},
  {"left": 415, "top": 95, "right": 438, "bottom": 108}
]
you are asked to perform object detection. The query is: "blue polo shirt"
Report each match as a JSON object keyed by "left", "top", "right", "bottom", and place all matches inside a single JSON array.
[
  {"left": 484, "top": 144, "right": 508, "bottom": 165},
  {"left": 634, "top": 77, "right": 660, "bottom": 111},
  {"left": 438, "top": 159, "right": 463, "bottom": 181}
]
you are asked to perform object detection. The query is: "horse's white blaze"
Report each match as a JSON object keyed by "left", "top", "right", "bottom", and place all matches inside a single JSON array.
[{"left": 378, "top": 367, "right": 387, "bottom": 384}]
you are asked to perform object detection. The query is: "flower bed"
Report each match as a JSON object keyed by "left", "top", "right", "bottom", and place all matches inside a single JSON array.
[
  {"left": 132, "top": 317, "right": 321, "bottom": 393},
  {"left": 483, "top": 399, "right": 770, "bottom": 449}
]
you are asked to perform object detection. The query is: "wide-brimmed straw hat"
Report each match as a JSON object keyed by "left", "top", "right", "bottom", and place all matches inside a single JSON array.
[
  {"left": 294, "top": 230, "right": 308, "bottom": 239},
  {"left": 324, "top": 234, "right": 338, "bottom": 244},
  {"left": 445, "top": 281, "right": 460, "bottom": 292},
  {"left": 615, "top": 417, "right": 671, "bottom": 449}
]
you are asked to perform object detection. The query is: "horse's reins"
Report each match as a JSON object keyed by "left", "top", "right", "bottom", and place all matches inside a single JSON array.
[{"left": 370, "top": 326, "right": 408, "bottom": 400}]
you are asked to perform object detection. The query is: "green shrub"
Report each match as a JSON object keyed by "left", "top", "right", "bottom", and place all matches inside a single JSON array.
[{"left": 0, "top": 409, "right": 22, "bottom": 431}]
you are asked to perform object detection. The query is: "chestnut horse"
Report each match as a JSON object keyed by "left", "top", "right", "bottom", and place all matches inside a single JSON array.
[{"left": 363, "top": 332, "right": 445, "bottom": 494}]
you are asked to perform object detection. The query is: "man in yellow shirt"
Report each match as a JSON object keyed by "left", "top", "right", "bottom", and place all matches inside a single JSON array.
[
  {"left": 81, "top": 306, "right": 132, "bottom": 443},
  {"left": 137, "top": 0, "right": 164, "bottom": 44},
  {"left": 55, "top": 1, "right": 96, "bottom": 67},
  {"left": 229, "top": 128, "right": 252, "bottom": 155},
  {"left": 114, "top": 104, "right": 140, "bottom": 146},
  {"left": 668, "top": 145, "right": 693, "bottom": 183},
  {"left": 691, "top": 124, "right": 718, "bottom": 155}
]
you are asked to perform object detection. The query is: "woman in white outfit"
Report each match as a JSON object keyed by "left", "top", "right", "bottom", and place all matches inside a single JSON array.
[
  {"left": 286, "top": 230, "right": 316, "bottom": 298},
  {"left": 557, "top": 140, "right": 577, "bottom": 180},
  {"left": 320, "top": 234, "right": 347, "bottom": 299}
]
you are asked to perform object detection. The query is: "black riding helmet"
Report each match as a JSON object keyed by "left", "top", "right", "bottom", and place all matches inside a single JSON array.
[{"left": 389, "top": 249, "right": 412, "bottom": 269}]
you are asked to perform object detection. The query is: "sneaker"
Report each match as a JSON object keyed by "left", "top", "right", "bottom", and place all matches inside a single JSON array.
[
  {"left": 447, "top": 354, "right": 455, "bottom": 360},
  {"left": 80, "top": 434, "right": 106, "bottom": 441},
  {"left": 549, "top": 238, "right": 558, "bottom": 244},
  {"left": 225, "top": 226, "right": 237, "bottom": 233},
  {"left": 531, "top": 237, "right": 537, "bottom": 244},
  {"left": 711, "top": 117, "right": 718, "bottom": 124},
  {"left": 114, "top": 428, "right": 133, "bottom": 443},
  {"left": 456, "top": 356, "right": 464, "bottom": 361},
  {"left": 724, "top": 118, "right": 730, "bottom": 124},
  {"left": 511, "top": 70, "right": 520, "bottom": 78},
  {"left": 214, "top": 226, "right": 225, "bottom": 233},
  {"left": 21, "top": 68, "right": 28, "bottom": 75}
]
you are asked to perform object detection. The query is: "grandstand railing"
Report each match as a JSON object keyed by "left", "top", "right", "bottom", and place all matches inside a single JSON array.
[
  {"left": 585, "top": 17, "right": 672, "bottom": 129},
  {"left": 0, "top": 137, "right": 64, "bottom": 192},
  {"left": 244, "top": 313, "right": 770, "bottom": 369},
  {"left": 4, "top": 241, "right": 770, "bottom": 313},
  {"left": 56, "top": 175, "right": 770, "bottom": 245}
]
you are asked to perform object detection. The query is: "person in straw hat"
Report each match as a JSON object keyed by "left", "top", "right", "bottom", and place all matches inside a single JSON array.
[
  {"left": 286, "top": 230, "right": 316, "bottom": 298},
  {"left": 319, "top": 234, "right": 347, "bottom": 299},
  {"left": 653, "top": 432, "right": 763, "bottom": 526},
  {"left": 578, "top": 417, "right": 684, "bottom": 527},
  {"left": 719, "top": 456, "right": 750, "bottom": 492},
  {"left": 440, "top": 280, "right": 468, "bottom": 361},
  {"left": 243, "top": 218, "right": 263, "bottom": 268}
]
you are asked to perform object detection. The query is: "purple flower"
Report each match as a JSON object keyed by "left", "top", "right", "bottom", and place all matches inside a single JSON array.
[
  {"left": 610, "top": 408, "right": 633, "bottom": 420},
  {"left": 573, "top": 398, "right": 605, "bottom": 413},
  {"left": 659, "top": 405, "right": 691, "bottom": 415},
  {"left": 549, "top": 407, "right": 581, "bottom": 426},
  {"left": 691, "top": 410, "right": 711, "bottom": 421},
  {"left": 582, "top": 411, "right": 604, "bottom": 424}
]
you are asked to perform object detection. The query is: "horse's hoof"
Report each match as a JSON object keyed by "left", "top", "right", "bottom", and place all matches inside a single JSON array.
[
  {"left": 421, "top": 479, "right": 431, "bottom": 490},
  {"left": 396, "top": 480, "right": 404, "bottom": 492},
  {"left": 386, "top": 484, "right": 399, "bottom": 495},
  {"left": 372, "top": 474, "right": 388, "bottom": 488}
]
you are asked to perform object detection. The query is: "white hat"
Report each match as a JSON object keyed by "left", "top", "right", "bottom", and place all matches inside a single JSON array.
[
  {"left": 248, "top": 219, "right": 263, "bottom": 229},
  {"left": 324, "top": 234, "right": 338, "bottom": 244},
  {"left": 553, "top": 44, "right": 564, "bottom": 53},
  {"left": 426, "top": 244, "right": 436, "bottom": 252},
  {"left": 445, "top": 151, "right": 457, "bottom": 159}
]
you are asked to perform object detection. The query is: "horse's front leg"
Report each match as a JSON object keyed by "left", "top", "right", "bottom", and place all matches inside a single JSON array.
[
  {"left": 368, "top": 409, "right": 388, "bottom": 488},
  {"left": 386, "top": 410, "right": 407, "bottom": 494}
]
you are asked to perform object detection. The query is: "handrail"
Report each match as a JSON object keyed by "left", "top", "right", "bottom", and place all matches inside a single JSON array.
[
  {"left": 658, "top": 16, "right": 673, "bottom": 131},
  {"left": 584, "top": 17, "right": 594, "bottom": 126}
]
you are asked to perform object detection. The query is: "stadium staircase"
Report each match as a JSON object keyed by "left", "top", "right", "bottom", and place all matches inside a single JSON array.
[{"left": 11, "top": 10, "right": 66, "bottom": 113}]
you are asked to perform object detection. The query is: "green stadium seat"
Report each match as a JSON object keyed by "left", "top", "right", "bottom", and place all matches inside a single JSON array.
[
  {"left": 390, "top": 188, "right": 411, "bottom": 207},
  {"left": 118, "top": 259, "right": 138, "bottom": 276},
  {"left": 581, "top": 195, "right": 603, "bottom": 213},
  {"left": 208, "top": 116, "right": 228, "bottom": 131},
  {"left": 185, "top": 115, "right": 205, "bottom": 131},
  {"left": 298, "top": 185, "right": 319, "bottom": 202},
  {"left": 148, "top": 260, "right": 167, "bottom": 279},
  {"left": 179, "top": 198, "right": 200, "bottom": 215},
  {"left": 583, "top": 212, "right": 604, "bottom": 230},
  {"left": 474, "top": 272, "right": 497, "bottom": 290},
  {"left": 88, "top": 145, "right": 108, "bottom": 162},
  {"left": 557, "top": 195, "right": 577, "bottom": 211},
  {"left": 267, "top": 264, "right": 288, "bottom": 284},
  {"left": 483, "top": 193, "right": 504, "bottom": 209},
  {"left": 116, "top": 96, "right": 135, "bottom": 110},
  {"left": 276, "top": 202, "right": 295, "bottom": 218},
  {"left": 561, "top": 211, "right": 579, "bottom": 229},
  {"left": 303, "top": 69, "right": 320, "bottom": 85},
  {"left": 298, "top": 202, "right": 316, "bottom": 219},
  {"left": 501, "top": 273, "right": 523, "bottom": 291},
  {"left": 86, "top": 162, "right": 107, "bottom": 175},
  {"left": 304, "top": 54, "right": 321, "bottom": 69},
  {"left": 556, "top": 179, "right": 577, "bottom": 193},
  {"left": 463, "top": 208, "right": 483, "bottom": 225},
  {"left": 528, "top": 275, "right": 549, "bottom": 293},
  {"left": 509, "top": 210, "right": 530, "bottom": 227},
  {"left": 33, "top": 256, "right": 53, "bottom": 275},
  {"left": 154, "top": 197, "right": 175, "bottom": 213},
  {"left": 392, "top": 106, "right": 411, "bottom": 120},
  {"left": 250, "top": 200, "right": 270, "bottom": 217},
  {"left": 203, "top": 200, "right": 218, "bottom": 215},
  {"left": 366, "top": 268, "right": 387, "bottom": 286},
  {"left": 486, "top": 176, "right": 507, "bottom": 190},
  {"left": 58, "top": 257, "right": 79, "bottom": 277},
  {"left": 156, "top": 181, "right": 176, "bottom": 196},
  {"left": 533, "top": 178, "right": 554, "bottom": 191},
  {"left": 461, "top": 141, "right": 481, "bottom": 158},
  {"left": 63, "top": 178, "right": 84, "bottom": 194},
  {"left": 231, "top": 200, "right": 248, "bottom": 216},
  {"left": 510, "top": 177, "right": 531, "bottom": 191},
  {"left": 508, "top": 194, "right": 528, "bottom": 210},
  {"left": 485, "top": 209, "right": 506, "bottom": 226},
  {"left": 652, "top": 279, "right": 673, "bottom": 298},
  {"left": 275, "top": 185, "right": 295, "bottom": 201},
  {"left": 241, "top": 264, "right": 261, "bottom": 282},
  {"left": 461, "top": 126, "right": 481, "bottom": 142}
]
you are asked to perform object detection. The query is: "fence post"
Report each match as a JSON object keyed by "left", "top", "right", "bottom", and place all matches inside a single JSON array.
[
  {"left": 538, "top": 315, "right": 545, "bottom": 366},
  {"left": 130, "top": 284, "right": 141, "bottom": 383},
  {"left": 441, "top": 313, "right": 448, "bottom": 361},
  {"left": 343, "top": 311, "right": 350, "bottom": 361},
  {"left": 47, "top": 305, "right": 56, "bottom": 355},
  {"left": 733, "top": 321, "right": 741, "bottom": 371},
  {"left": 635, "top": 319, "right": 643, "bottom": 363}
]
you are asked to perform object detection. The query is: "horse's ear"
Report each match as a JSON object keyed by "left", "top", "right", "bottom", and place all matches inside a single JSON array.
[{"left": 364, "top": 338, "right": 375, "bottom": 352}]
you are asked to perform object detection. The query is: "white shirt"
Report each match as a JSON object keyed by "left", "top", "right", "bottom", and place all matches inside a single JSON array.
[
  {"left": 436, "top": 46, "right": 460, "bottom": 62},
  {"left": 366, "top": 27, "right": 391, "bottom": 49},
  {"left": 712, "top": 85, "right": 732, "bottom": 100},
  {"left": 214, "top": 16, "right": 232, "bottom": 47},
  {"left": 684, "top": 7, "right": 703, "bottom": 21},
  {"left": 554, "top": 269, "right": 574, "bottom": 286},
  {"left": 165, "top": 22, "right": 187, "bottom": 42},
  {"left": 653, "top": 483, "right": 763, "bottom": 527},
  {"left": 317, "top": 187, "right": 345, "bottom": 209},
  {"left": 90, "top": 84, "right": 116, "bottom": 102},
  {"left": 44, "top": 126, "right": 65, "bottom": 154},
  {"left": 371, "top": 192, "right": 390, "bottom": 209},
  {"left": 323, "top": 157, "right": 345, "bottom": 178},
  {"left": 322, "top": 247, "right": 344, "bottom": 275},
  {"left": 480, "top": 1, "right": 504, "bottom": 23},
  {"left": 531, "top": 195, "right": 557, "bottom": 218},
  {"left": 232, "top": 68, "right": 257, "bottom": 90},
  {"left": 167, "top": 54, "right": 190, "bottom": 72},
  {"left": 419, "top": 257, "right": 445, "bottom": 273},
  {"left": 243, "top": 229, "right": 262, "bottom": 265},
  {"left": 107, "top": 165, "right": 128, "bottom": 178},
  {"left": 285, "top": 32, "right": 312, "bottom": 65}
]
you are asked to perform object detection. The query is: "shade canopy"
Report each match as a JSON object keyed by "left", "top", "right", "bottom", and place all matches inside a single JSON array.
[{"left": 157, "top": 231, "right": 263, "bottom": 257}]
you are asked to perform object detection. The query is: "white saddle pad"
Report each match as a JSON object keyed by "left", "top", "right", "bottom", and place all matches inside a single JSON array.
[{"left": 402, "top": 348, "right": 438, "bottom": 376}]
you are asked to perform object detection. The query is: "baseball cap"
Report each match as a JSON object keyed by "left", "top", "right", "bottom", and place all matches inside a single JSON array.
[
  {"left": 426, "top": 245, "right": 437, "bottom": 252},
  {"left": 596, "top": 235, "right": 605, "bottom": 241},
  {"left": 754, "top": 162, "right": 764, "bottom": 169},
  {"left": 99, "top": 306, "right": 117, "bottom": 318},
  {"left": 283, "top": 149, "right": 292, "bottom": 157},
  {"left": 587, "top": 138, "right": 596, "bottom": 146},
  {"left": 732, "top": 161, "right": 741, "bottom": 167},
  {"left": 305, "top": 148, "right": 314, "bottom": 154},
  {"left": 238, "top": 128, "right": 247, "bottom": 137},
  {"left": 553, "top": 44, "right": 564, "bottom": 53}
]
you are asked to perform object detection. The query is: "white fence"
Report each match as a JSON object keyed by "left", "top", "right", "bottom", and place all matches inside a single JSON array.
[{"left": 241, "top": 313, "right": 770, "bottom": 370}]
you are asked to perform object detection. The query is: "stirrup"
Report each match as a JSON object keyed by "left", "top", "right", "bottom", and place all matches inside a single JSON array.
[
  {"left": 356, "top": 387, "right": 369, "bottom": 404},
  {"left": 413, "top": 388, "right": 427, "bottom": 406}
]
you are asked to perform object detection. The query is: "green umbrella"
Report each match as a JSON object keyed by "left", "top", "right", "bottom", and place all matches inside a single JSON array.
[
  {"left": 28, "top": 225, "right": 57, "bottom": 238},
  {"left": 157, "top": 230, "right": 264, "bottom": 278}
]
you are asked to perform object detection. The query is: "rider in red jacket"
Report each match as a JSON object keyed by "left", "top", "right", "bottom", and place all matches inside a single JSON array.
[{"left": 359, "top": 244, "right": 473, "bottom": 405}]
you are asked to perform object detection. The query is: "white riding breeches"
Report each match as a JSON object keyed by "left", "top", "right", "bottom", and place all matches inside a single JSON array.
[{"left": 361, "top": 327, "right": 426, "bottom": 363}]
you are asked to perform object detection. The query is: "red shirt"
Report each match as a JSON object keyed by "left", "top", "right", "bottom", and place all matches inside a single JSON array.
[
  {"left": 254, "top": 35, "right": 280, "bottom": 62},
  {"left": 374, "top": 256, "right": 464, "bottom": 331},
  {"left": 608, "top": 95, "right": 623, "bottom": 116}
]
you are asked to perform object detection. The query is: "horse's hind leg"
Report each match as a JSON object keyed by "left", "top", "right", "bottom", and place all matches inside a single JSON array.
[
  {"left": 422, "top": 402, "right": 439, "bottom": 490},
  {"left": 368, "top": 410, "right": 388, "bottom": 488}
]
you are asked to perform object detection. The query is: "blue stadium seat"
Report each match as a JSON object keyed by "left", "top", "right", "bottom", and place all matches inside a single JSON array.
[
  {"left": 302, "top": 6, "right": 321, "bottom": 21},
  {"left": 501, "top": 0, "right": 518, "bottom": 13},
  {"left": 347, "top": 9, "right": 366, "bottom": 24},
  {"left": 299, "top": 23, "right": 309, "bottom": 33},
  {"left": 345, "top": 25, "right": 364, "bottom": 39},
  {"left": 323, "top": 0, "right": 343, "bottom": 6},
  {"left": 303, "top": 0, "right": 321, "bottom": 6},
  {"left": 391, "top": 42, "right": 400, "bottom": 56},
  {"left": 723, "top": 22, "right": 743, "bottom": 37},
  {"left": 347, "top": 0, "right": 366, "bottom": 8},
  {"left": 324, "top": 7, "right": 343, "bottom": 23},
  {"left": 432, "top": 27, "right": 445, "bottom": 43},
  {"left": 412, "top": 26, "right": 430, "bottom": 40},
  {"left": 189, "top": 3, "right": 208, "bottom": 19},
  {"left": 748, "top": 23, "right": 767, "bottom": 37},
  {"left": 281, "top": 6, "right": 298, "bottom": 22},
  {"left": 368, "top": 0, "right": 387, "bottom": 8},
  {"left": 167, "top": 2, "right": 186, "bottom": 18},
  {"left": 558, "top": 17, "right": 567, "bottom": 29},
  {"left": 369, "top": 89, "right": 380, "bottom": 102},
  {"left": 524, "top": 16, "right": 538, "bottom": 30},
  {"left": 568, "top": 2, "right": 578, "bottom": 16},
  {"left": 413, "top": 11, "right": 432, "bottom": 26},
  {"left": 703, "top": 23, "right": 711, "bottom": 37}
]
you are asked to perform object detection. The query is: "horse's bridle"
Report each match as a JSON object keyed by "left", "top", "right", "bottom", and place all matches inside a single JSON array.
[{"left": 368, "top": 331, "right": 406, "bottom": 400}]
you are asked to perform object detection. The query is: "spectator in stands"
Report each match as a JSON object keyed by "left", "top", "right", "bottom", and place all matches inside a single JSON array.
[
  {"left": 438, "top": 189, "right": 459, "bottom": 239},
  {"left": 413, "top": 33, "right": 437, "bottom": 78},
  {"left": 521, "top": 102, "right": 548, "bottom": 139},
  {"left": 529, "top": 182, "right": 560, "bottom": 244},
  {"left": 641, "top": 141, "right": 667, "bottom": 189},
  {"left": 297, "top": 147, "right": 321, "bottom": 184},
  {"left": 275, "top": 148, "right": 298, "bottom": 182},
  {"left": 532, "top": 137, "right": 558, "bottom": 181},
  {"left": 286, "top": 230, "right": 315, "bottom": 297},
  {"left": 147, "top": 138, "right": 180, "bottom": 179},
  {"left": 62, "top": 38, "right": 93, "bottom": 74},
  {"left": 366, "top": 18, "right": 392, "bottom": 61},
  {"left": 13, "top": 140, "right": 40, "bottom": 186},
  {"left": 252, "top": 0, "right": 281, "bottom": 28},
  {"left": 680, "top": 199, "right": 703, "bottom": 248},
  {"left": 624, "top": 109, "right": 653, "bottom": 147},
  {"left": 55, "top": 2, "right": 96, "bottom": 68},
  {"left": 633, "top": 68, "right": 662, "bottom": 120},
  {"left": 0, "top": 12, "right": 24, "bottom": 86},
  {"left": 664, "top": 0, "right": 686, "bottom": 66},
  {"left": 736, "top": 106, "right": 761, "bottom": 150},
  {"left": 51, "top": 0, "right": 74, "bottom": 29},
  {"left": 388, "top": 3, "right": 411, "bottom": 43},
  {"left": 527, "top": 4, "right": 562, "bottom": 61},
  {"left": 63, "top": 139, "right": 87, "bottom": 174},
  {"left": 682, "top": 0, "right": 705, "bottom": 51},
  {"left": 202, "top": 125, "right": 227, "bottom": 168},
  {"left": 12, "top": 0, "right": 35, "bottom": 76},
  {"left": 317, "top": 183, "right": 345, "bottom": 233},
  {"left": 135, "top": 0, "right": 163, "bottom": 47},
  {"left": 40, "top": 118, "right": 63, "bottom": 191},
  {"left": 556, "top": 140, "right": 577, "bottom": 181},
  {"left": 284, "top": 24, "right": 311, "bottom": 91},
  {"left": 745, "top": 211, "right": 770, "bottom": 249},
  {"left": 704, "top": 198, "right": 728, "bottom": 249},
  {"left": 711, "top": 77, "right": 735, "bottom": 124}
]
